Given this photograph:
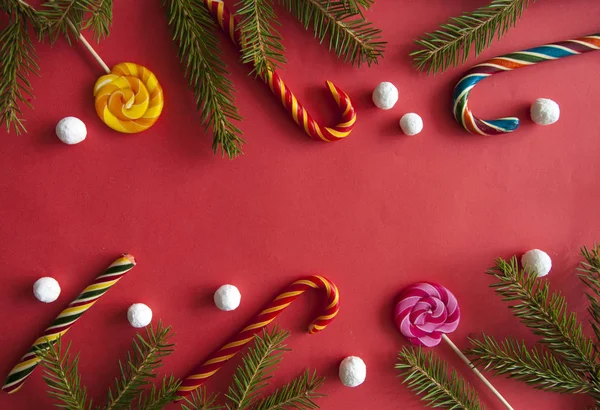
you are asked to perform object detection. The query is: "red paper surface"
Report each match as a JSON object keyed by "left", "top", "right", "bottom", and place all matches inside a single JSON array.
[{"left": 1, "top": 1, "right": 600, "bottom": 409}]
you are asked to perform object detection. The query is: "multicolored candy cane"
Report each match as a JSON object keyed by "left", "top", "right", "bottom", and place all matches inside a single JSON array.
[
  {"left": 395, "top": 283, "right": 514, "bottom": 410},
  {"left": 176, "top": 275, "right": 340, "bottom": 399},
  {"left": 2, "top": 254, "right": 136, "bottom": 394},
  {"left": 453, "top": 34, "right": 600, "bottom": 135},
  {"left": 204, "top": 0, "right": 356, "bottom": 142}
]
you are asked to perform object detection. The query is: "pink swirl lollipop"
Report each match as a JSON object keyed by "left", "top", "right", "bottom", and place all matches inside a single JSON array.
[
  {"left": 395, "top": 282, "right": 460, "bottom": 347},
  {"left": 395, "top": 282, "right": 513, "bottom": 410}
]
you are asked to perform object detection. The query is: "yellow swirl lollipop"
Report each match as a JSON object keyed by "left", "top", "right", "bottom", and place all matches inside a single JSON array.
[{"left": 93, "top": 63, "right": 164, "bottom": 133}]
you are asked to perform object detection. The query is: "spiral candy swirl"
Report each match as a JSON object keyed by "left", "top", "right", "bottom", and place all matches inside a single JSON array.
[
  {"left": 176, "top": 275, "right": 340, "bottom": 399},
  {"left": 395, "top": 282, "right": 460, "bottom": 347},
  {"left": 453, "top": 34, "right": 600, "bottom": 135},
  {"left": 94, "top": 63, "right": 164, "bottom": 133}
]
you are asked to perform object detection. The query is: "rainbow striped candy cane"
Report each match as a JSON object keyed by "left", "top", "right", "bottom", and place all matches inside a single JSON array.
[
  {"left": 176, "top": 275, "right": 340, "bottom": 399},
  {"left": 2, "top": 254, "right": 136, "bottom": 394},
  {"left": 453, "top": 34, "right": 600, "bottom": 135}
]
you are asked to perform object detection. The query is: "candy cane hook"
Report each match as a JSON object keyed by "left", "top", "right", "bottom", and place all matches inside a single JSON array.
[
  {"left": 205, "top": 0, "right": 356, "bottom": 142},
  {"left": 176, "top": 275, "right": 340, "bottom": 400},
  {"left": 453, "top": 34, "right": 600, "bottom": 135}
]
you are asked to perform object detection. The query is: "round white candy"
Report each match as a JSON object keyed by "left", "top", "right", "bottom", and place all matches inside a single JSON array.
[
  {"left": 127, "top": 303, "right": 153, "bottom": 328},
  {"left": 56, "top": 116, "right": 87, "bottom": 145},
  {"left": 33, "top": 277, "right": 61, "bottom": 303},
  {"left": 521, "top": 249, "right": 552, "bottom": 277},
  {"left": 339, "top": 356, "right": 366, "bottom": 387},
  {"left": 399, "top": 113, "right": 423, "bottom": 136},
  {"left": 530, "top": 98, "right": 560, "bottom": 126},
  {"left": 372, "top": 82, "right": 398, "bottom": 110},
  {"left": 214, "top": 284, "right": 241, "bottom": 311}
]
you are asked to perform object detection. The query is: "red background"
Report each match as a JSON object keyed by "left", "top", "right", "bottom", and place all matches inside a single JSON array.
[{"left": 1, "top": 1, "right": 600, "bottom": 409}]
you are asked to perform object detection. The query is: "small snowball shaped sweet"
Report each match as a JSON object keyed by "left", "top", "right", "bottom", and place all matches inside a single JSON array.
[
  {"left": 339, "top": 356, "right": 366, "bottom": 387},
  {"left": 372, "top": 82, "right": 398, "bottom": 110},
  {"left": 55, "top": 116, "right": 87, "bottom": 145},
  {"left": 521, "top": 249, "right": 552, "bottom": 277},
  {"left": 530, "top": 98, "right": 560, "bottom": 126},
  {"left": 214, "top": 284, "right": 241, "bottom": 311},
  {"left": 33, "top": 277, "right": 61, "bottom": 303},
  {"left": 127, "top": 303, "right": 153, "bottom": 328},
  {"left": 399, "top": 113, "right": 423, "bottom": 136}
]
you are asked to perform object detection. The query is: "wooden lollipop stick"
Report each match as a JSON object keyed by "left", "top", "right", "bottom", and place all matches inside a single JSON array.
[{"left": 442, "top": 334, "right": 514, "bottom": 410}]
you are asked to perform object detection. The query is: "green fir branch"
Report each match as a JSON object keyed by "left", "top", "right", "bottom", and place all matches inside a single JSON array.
[
  {"left": 226, "top": 326, "right": 290, "bottom": 410},
  {"left": 278, "top": 0, "right": 385, "bottom": 66},
  {"left": 412, "top": 0, "right": 534, "bottom": 74},
  {"left": 396, "top": 346, "right": 484, "bottom": 410},
  {"left": 0, "top": 9, "right": 39, "bottom": 134},
  {"left": 37, "top": 338, "right": 92, "bottom": 410},
  {"left": 467, "top": 333, "right": 593, "bottom": 394},
  {"left": 136, "top": 374, "right": 182, "bottom": 410},
  {"left": 340, "top": 0, "right": 373, "bottom": 15},
  {"left": 163, "top": 0, "right": 245, "bottom": 158},
  {"left": 236, "top": 0, "right": 286, "bottom": 77},
  {"left": 181, "top": 387, "right": 224, "bottom": 410},
  {"left": 578, "top": 245, "right": 600, "bottom": 346},
  {"left": 105, "top": 321, "right": 176, "bottom": 410},
  {"left": 486, "top": 257, "right": 598, "bottom": 375},
  {"left": 83, "top": 0, "right": 112, "bottom": 41},
  {"left": 38, "top": 0, "right": 96, "bottom": 44},
  {"left": 253, "top": 369, "right": 325, "bottom": 410}
]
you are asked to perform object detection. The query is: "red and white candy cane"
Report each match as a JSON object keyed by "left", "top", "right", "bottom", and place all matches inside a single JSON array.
[
  {"left": 176, "top": 275, "right": 340, "bottom": 399},
  {"left": 205, "top": 0, "right": 356, "bottom": 142}
]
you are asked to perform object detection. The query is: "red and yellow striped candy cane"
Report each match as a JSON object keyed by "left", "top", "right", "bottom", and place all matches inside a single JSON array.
[
  {"left": 2, "top": 254, "right": 136, "bottom": 394},
  {"left": 205, "top": 0, "right": 356, "bottom": 142},
  {"left": 176, "top": 275, "right": 340, "bottom": 399}
]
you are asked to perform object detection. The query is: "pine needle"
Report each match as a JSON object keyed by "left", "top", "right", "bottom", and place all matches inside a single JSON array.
[
  {"left": 36, "top": 338, "right": 92, "bottom": 410},
  {"left": 0, "top": 9, "right": 39, "bottom": 135},
  {"left": 181, "top": 387, "right": 224, "bottom": 410},
  {"left": 105, "top": 321, "right": 176, "bottom": 410},
  {"left": 83, "top": 0, "right": 112, "bottom": 41},
  {"left": 253, "top": 369, "right": 325, "bottom": 410},
  {"left": 226, "top": 326, "right": 290, "bottom": 410},
  {"left": 339, "top": 0, "right": 373, "bottom": 15},
  {"left": 163, "top": 0, "right": 245, "bottom": 158},
  {"left": 467, "top": 333, "right": 593, "bottom": 394},
  {"left": 236, "top": 0, "right": 286, "bottom": 77},
  {"left": 578, "top": 245, "right": 600, "bottom": 347},
  {"left": 486, "top": 257, "right": 598, "bottom": 375},
  {"left": 136, "top": 374, "right": 182, "bottom": 410},
  {"left": 396, "top": 346, "right": 484, "bottom": 410},
  {"left": 412, "top": 0, "right": 534, "bottom": 74},
  {"left": 278, "top": 0, "right": 385, "bottom": 67}
]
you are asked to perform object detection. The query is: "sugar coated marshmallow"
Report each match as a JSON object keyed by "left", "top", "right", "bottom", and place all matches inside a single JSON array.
[
  {"left": 339, "top": 356, "right": 366, "bottom": 387},
  {"left": 56, "top": 117, "right": 87, "bottom": 145},
  {"left": 530, "top": 98, "right": 560, "bottom": 125},
  {"left": 395, "top": 282, "right": 460, "bottom": 347},
  {"left": 33, "top": 277, "right": 61, "bottom": 303},
  {"left": 127, "top": 303, "right": 153, "bottom": 328},
  {"left": 214, "top": 284, "right": 241, "bottom": 311},
  {"left": 399, "top": 113, "right": 423, "bottom": 136},
  {"left": 372, "top": 82, "right": 398, "bottom": 110},
  {"left": 521, "top": 249, "right": 552, "bottom": 277}
]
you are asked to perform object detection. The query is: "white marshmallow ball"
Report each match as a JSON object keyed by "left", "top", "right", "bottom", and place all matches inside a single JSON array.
[
  {"left": 56, "top": 116, "right": 87, "bottom": 145},
  {"left": 214, "top": 284, "right": 241, "bottom": 311},
  {"left": 372, "top": 82, "right": 398, "bottom": 110},
  {"left": 127, "top": 303, "right": 153, "bottom": 328},
  {"left": 33, "top": 277, "right": 61, "bottom": 303},
  {"left": 521, "top": 249, "right": 552, "bottom": 277},
  {"left": 339, "top": 356, "right": 366, "bottom": 387},
  {"left": 399, "top": 113, "right": 423, "bottom": 136},
  {"left": 530, "top": 98, "right": 560, "bottom": 125}
]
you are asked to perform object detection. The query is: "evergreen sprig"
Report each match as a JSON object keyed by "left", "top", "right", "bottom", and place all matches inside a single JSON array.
[
  {"left": 164, "top": 0, "right": 244, "bottom": 158},
  {"left": 578, "top": 244, "right": 600, "bottom": 347},
  {"left": 105, "top": 321, "right": 176, "bottom": 410},
  {"left": 467, "top": 333, "right": 592, "bottom": 394},
  {"left": 226, "top": 326, "right": 290, "bottom": 409},
  {"left": 485, "top": 256, "right": 598, "bottom": 374},
  {"left": 84, "top": 0, "right": 112, "bottom": 41},
  {"left": 253, "top": 369, "right": 325, "bottom": 410},
  {"left": 396, "top": 346, "right": 484, "bottom": 410},
  {"left": 137, "top": 375, "right": 183, "bottom": 410},
  {"left": 0, "top": 9, "right": 39, "bottom": 134},
  {"left": 181, "top": 387, "right": 223, "bottom": 410},
  {"left": 412, "top": 0, "right": 534, "bottom": 74},
  {"left": 236, "top": 0, "right": 286, "bottom": 77},
  {"left": 339, "top": 0, "right": 373, "bottom": 15},
  {"left": 37, "top": 338, "right": 92, "bottom": 410},
  {"left": 278, "top": 0, "right": 385, "bottom": 67},
  {"left": 37, "top": 0, "right": 96, "bottom": 44}
]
